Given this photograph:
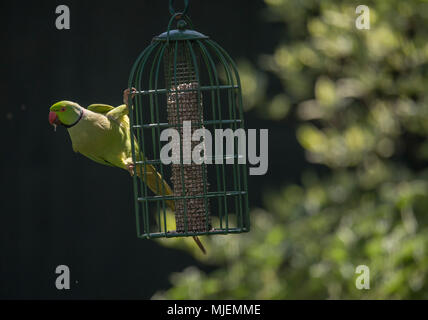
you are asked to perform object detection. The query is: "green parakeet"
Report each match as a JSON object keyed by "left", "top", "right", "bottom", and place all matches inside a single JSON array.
[{"left": 49, "top": 89, "right": 206, "bottom": 254}]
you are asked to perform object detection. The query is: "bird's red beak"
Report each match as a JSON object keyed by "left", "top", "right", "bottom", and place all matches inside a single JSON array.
[{"left": 49, "top": 111, "right": 61, "bottom": 126}]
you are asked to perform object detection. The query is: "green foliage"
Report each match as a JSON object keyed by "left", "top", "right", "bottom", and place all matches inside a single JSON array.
[{"left": 154, "top": 0, "right": 428, "bottom": 299}]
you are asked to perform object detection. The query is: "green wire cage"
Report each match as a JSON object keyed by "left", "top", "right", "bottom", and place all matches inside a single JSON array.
[{"left": 127, "top": 0, "right": 250, "bottom": 239}]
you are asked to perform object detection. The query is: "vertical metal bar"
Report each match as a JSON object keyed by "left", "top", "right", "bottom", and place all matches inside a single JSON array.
[
  {"left": 135, "top": 42, "right": 160, "bottom": 237},
  {"left": 153, "top": 43, "right": 169, "bottom": 236},
  {"left": 197, "top": 41, "right": 224, "bottom": 229},
  {"left": 210, "top": 40, "right": 250, "bottom": 231},
  {"left": 186, "top": 40, "right": 210, "bottom": 234},
  {"left": 206, "top": 40, "right": 239, "bottom": 232},
  {"left": 128, "top": 42, "right": 158, "bottom": 237},
  {"left": 198, "top": 40, "right": 229, "bottom": 231},
  {"left": 149, "top": 43, "right": 165, "bottom": 233}
]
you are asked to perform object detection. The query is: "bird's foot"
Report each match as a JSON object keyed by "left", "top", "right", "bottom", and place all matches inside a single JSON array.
[
  {"left": 127, "top": 163, "right": 135, "bottom": 176},
  {"left": 123, "top": 87, "right": 137, "bottom": 105}
]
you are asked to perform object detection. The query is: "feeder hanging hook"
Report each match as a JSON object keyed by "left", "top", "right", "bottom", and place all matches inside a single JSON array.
[{"left": 169, "top": 0, "right": 190, "bottom": 16}]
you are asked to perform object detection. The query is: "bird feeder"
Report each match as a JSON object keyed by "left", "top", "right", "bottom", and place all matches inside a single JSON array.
[{"left": 127, "top": 0, "right": 250, "bottom": 239}]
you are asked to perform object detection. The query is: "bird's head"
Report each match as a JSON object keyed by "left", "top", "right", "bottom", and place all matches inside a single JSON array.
[{"left": 49, "top": 101, "right": 83, "bottom": 130}]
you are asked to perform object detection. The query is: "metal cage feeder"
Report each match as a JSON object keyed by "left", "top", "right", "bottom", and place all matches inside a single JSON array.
[{"left": 127, "top": 0, "right": 250, "bottom": 239}]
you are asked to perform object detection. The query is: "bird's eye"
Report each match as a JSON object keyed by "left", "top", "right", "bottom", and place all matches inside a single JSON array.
[{"left": 61, "top": 107, "right": 66, "bottom": 112}]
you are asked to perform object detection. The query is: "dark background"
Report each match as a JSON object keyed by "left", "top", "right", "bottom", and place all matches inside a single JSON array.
[{"left": 0, "top": 0, "right": 306, "bottom": 299}]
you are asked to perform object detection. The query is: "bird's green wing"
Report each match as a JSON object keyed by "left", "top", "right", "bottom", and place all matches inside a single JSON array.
[
  {"left": 87, "top": 104, "right": 115, "bottom": 115},
  {"left": 88, "top": 103, "right": 130, "bottom": 129},
  {"left": 105, "top": 104, "right": 128, "bottom": 120},
  {"left": 106, "top": 104, "right": 130, "bottom": 129}
]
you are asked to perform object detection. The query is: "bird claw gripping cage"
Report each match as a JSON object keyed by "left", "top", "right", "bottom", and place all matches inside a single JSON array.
[{"left": 127, "top": 0, "right": 250, "bottom": 239}]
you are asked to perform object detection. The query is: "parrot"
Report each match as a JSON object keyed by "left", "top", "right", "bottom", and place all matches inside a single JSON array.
[{"left": 48, "top": 88, "right": 206, "bottom": 254}]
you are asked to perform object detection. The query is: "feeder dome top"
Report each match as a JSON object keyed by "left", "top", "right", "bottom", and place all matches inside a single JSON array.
[{"left": 154, "top": 29, "right": 209, "bottom": 42}]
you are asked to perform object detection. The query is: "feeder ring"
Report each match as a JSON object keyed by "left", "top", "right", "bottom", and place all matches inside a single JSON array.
[{"left": 169, "top": 0, "right": 189, "bottom": 16}]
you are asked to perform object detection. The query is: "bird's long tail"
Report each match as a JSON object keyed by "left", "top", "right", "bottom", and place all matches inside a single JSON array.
[
  {"left": 135, "top": 163, "right": 207, "bottom": 254},
  {"left": 192, "top": 236, "right": 206, "bottom": 254}
]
